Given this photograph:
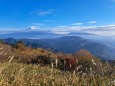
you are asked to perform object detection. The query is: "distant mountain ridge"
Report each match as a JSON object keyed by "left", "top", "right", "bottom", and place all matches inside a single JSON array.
[{"left": 2, "top": 36, "right": 115, "bottom": 60}]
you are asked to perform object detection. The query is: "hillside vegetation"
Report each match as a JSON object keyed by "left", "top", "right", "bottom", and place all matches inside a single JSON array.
[
  {"left": 3, "top": 36, "right": 115, "bottom": 60},
  {"left": 0, "top": 41, "right": 115, "bottom": 86}
]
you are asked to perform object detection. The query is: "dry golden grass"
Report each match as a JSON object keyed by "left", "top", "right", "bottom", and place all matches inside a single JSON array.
[
  {"left": 0, "top": 43, "right": 115, "bottom": 86},
  {"left": 0, "top": 61, "right": 115, "bottom": 86}
]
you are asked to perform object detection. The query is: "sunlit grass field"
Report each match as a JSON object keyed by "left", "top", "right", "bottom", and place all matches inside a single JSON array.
[
  {"left": 0, "top": 43, "right": 115, "bottom": 86},
  {"left": 0, "top": 61, "right": 115, "bottom": 86}
]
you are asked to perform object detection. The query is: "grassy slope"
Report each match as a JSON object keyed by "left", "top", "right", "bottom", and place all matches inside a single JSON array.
[
  {"left": 0, "top": 43, "right": 115, "bottom": 86},
  {"left": 0, "top": 61, "right": 115, "bottom": 86}
]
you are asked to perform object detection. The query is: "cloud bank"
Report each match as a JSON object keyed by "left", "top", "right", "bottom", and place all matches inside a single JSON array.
[{"left": 0, "top": 25, "right": 115, "bottom": 37}]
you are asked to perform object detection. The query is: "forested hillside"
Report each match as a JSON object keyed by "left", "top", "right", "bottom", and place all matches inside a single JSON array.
[
  {"left": 0, "top": 41, "right": 115, "bottom": 85},
  {"left": 3, "top": 36, "right": 115, "bottom": 60}
]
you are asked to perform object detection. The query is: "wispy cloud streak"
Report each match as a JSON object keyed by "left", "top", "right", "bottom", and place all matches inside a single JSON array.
[
  {"left": 88, "top": 21, "right": 97, "bottom": 24},
  {"left": 38, "top": 9, "right": 54, "bottom": 16}
]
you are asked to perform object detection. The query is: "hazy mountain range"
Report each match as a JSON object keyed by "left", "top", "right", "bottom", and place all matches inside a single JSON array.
[
  {"left": 2, "top": 36, "right": 115, "bottom": 60},
  {"left": 0, "top": 27, "right": 115, "bottom": 48},
  {"left": 1, "top": 27, "right": 115, "bottom": 60}
]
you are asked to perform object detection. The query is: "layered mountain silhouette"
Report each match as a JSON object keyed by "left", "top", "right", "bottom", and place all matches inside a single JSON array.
[
  {"left": 2, "top": 36, "right": 115, "bottom": 60},
  {"left": 0, "top": 28, "right": 97, "bottom": 39}
]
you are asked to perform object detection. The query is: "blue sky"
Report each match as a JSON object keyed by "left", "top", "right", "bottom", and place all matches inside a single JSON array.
[{"left": 0, "top": 0, "right": 115, "bottom": 37}]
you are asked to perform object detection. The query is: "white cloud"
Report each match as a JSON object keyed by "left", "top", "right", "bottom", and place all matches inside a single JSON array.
[
  {"left": 83, "top": 25, "right": 115, "bottom": 36},
  {"left": 71, "top": 23, "right": 83, "bottom": 26},
  {"left": 88, "top": 21, "right": 97, "bottom": 24},
  {"left": 38, "top": 9, "right": 54, "bottom": 16},
  {"left": 49, "top": 26, "right": 70, "bottom": 34},
  {"left": 0, "top": 28, "right": 23, "bottom": 34},
  {"left": 48, "top": 25, "right": 115, "bottom": 36},
  {"left": 1, "top": 24, "right": 115, "bottom": 37},
  {"left": 43, "top": 20, "right": 54, "bottom": 22},
  {"left": 50, "top": 31, "right": 70, "bottom": 34},
  {"left": 26, "top": 26, "right": 39, "bottom": 30},
  {"left": 0, "top": 32, "right": 14, "bottom": 35},
  {"left": 49, "top": 26, "right": 86, "bottom": 34}
]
